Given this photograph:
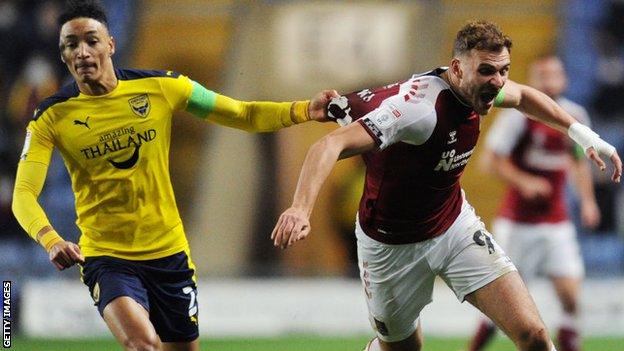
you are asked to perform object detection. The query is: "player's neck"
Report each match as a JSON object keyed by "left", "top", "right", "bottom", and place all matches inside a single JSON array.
[
  {"left": 77, "top": 69, "right": 118, "bottom": 96},
  {"left": 441, "top": 70, "right": 471, "bottom": 107}
]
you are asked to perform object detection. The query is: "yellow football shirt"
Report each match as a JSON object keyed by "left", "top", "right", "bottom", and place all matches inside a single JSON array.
[
  {"left": 23, "top": 70, "right": 194, "bottom": 259},
  {"left": 14, "top": 69, "right": 310, "bottom": 260}
]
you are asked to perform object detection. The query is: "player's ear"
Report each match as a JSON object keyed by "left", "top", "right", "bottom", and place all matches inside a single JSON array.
[
  {"left": 450, "top": 58, "right": 462, "bottom": 79},
  {"left": 60, "top": 54, "right": 66, "bottom": 63},
  {"left": 109, "top": 36, "right": 116, "bottom": 57}
]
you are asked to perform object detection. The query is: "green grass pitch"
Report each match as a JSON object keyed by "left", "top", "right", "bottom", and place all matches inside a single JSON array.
[{"left": 11, "top": 336, "right": 623, "bottom": 350}]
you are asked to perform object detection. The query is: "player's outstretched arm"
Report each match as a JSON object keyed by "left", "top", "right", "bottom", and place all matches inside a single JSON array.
[
  {"left": 570, "top": 153, "right": 601, "bottom": 228},
  {"left": 185, "top": 81, "right": 338, "bottom": 132},
  {"left": 497, "top": 80, "right": 622, "bottom": 183},
  {"left": 271, "top": 122, "right": 375, "bottom": 249},
  {"left": 12, "top": 160, "right": 84, "bottom": 270}
]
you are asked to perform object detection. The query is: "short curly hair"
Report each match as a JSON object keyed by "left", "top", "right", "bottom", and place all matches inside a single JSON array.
[
  {"left": 57, "top": 0, "right": 108, "bottom": 28},
  {"left": 453, "top": 20, "right": 512, "bottom": 57}
]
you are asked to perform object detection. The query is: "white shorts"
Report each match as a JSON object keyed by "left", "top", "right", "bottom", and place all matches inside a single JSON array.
[
  {"left": 356, "top": 200, "right": 516, "bottom": 342},
  {"left": 493, "top": 218, "right": 584, "bottom": 280}
]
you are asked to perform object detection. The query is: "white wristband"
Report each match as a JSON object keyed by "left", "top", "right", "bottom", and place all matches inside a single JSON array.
[{"left": 568, "top": 122, "right": 616, "bottom": 157}]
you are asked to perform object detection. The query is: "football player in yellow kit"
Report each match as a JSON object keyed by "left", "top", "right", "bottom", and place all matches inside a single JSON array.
[{"left": 11, "top": 1, "right": 337, "bottom": 350}]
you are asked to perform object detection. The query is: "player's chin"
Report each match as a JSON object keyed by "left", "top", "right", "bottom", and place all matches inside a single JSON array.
[{"left": 476, "top": 101, "right": 494, "bottom": 115}]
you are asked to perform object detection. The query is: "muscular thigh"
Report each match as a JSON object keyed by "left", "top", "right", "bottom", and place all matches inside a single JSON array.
[
  {"left": 465, "top": 271, "right": 545, "bottom": 342},
  {"left": 436, "top": 205, "right": 516, "bottom": 302},
  {"left": 356, "top": 221, "right": 436, "bottom": 343}
]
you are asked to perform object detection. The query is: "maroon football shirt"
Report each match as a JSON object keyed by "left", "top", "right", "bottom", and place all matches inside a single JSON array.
[{"left": 328, "top": 68, "right": 481, "bottom": 244}]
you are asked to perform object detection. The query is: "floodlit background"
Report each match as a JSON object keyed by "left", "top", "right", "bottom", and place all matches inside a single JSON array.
[{"left": 0, "top": 0, "right": 623, "bottom": 346}]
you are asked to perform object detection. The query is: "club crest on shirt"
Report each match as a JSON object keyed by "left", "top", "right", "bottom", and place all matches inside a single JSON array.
[{"left": 128, "top": 94, "right": 151, "bottom": 118}]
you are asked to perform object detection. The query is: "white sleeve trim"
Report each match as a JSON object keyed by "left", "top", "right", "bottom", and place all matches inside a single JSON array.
[{"left": 360, "top": 94, "right": 436, "bottom": 150}]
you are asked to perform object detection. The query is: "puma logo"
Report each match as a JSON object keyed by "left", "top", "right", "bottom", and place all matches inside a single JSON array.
[{"left": 74, "top": 117, "right": 90, "bottom": 129}]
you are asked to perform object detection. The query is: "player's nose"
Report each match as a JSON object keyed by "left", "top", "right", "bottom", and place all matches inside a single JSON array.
[
  {"left": 490, "top": 72, "right": 505, "bottom": 88},
  {"left": 76, "top": 42, "right": 90, "bottom": 58}
]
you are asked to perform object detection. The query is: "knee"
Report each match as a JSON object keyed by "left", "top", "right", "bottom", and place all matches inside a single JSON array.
[
  {"left": 517, "top": 326, "right": 551, "bottom": 351},
  {"left": 122, "top": 334, "right": 160, "bottom": 351}
]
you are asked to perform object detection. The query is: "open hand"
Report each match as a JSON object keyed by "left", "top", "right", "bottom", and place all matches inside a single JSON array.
[
  {"left": 586, "top": 147, "right": 622, "bottom": 183},
  {"left": 518, "top": 175, "right": 552, "bottom": 200},
  {"left": 271, "top": 207, "right": 311, "bottom": 249}
]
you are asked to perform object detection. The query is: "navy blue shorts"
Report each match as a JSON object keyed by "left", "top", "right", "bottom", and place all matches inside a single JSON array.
[{"left": 81, "top": 251, "right": 199, "bottom": 342}]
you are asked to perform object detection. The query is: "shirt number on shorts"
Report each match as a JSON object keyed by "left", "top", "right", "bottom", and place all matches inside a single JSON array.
[
  {"left": 473, "top": 230, "right": 496, "bottom": 254},
  {"left": 182, "top": 286, "right": 198, "bottom": 317}
]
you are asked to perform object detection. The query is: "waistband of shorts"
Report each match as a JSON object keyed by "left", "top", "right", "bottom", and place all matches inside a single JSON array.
[{"left": 358, "top": 218, "right": 446, "bottom": 245}]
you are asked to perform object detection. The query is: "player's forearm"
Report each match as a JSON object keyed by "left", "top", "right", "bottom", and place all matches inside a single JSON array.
[
  {"left": 186, "top": 81, "right": 310, "bottom": 132},
  {"left": 572, "top": 159, "right": 597, "bottom": 205},
  {"left": 12, "top": 161, "right": 63, "bottom": 249},
  {"left": 291, "top": 136, "right": 342, "bottom": 216},
  {"left": 490, "top": 154, "right": 535, "bottom": 189},
  {"left": 517, "top": 85, "right": 576, "bottom": 133},
  {"left": 233, "top": 98, "right": 310, "bottom": 132}
]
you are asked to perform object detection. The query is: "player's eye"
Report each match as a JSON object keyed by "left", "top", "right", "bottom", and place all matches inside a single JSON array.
[{"left": 478, "top": 67, "right": 495, "bottom": 75}]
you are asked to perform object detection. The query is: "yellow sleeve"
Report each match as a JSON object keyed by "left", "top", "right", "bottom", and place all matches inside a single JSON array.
[
  {"left": 158, "top": 73, "right": 194, "bottom": 112},
  {"left": 12, "top": 120, "right": 56, "bottom": 243},
  {"left": 182, "top": 80, "right": 310, "bottom": 132},
  {"left": 206, "top": 94, "right": 310, "bottom": 132}
]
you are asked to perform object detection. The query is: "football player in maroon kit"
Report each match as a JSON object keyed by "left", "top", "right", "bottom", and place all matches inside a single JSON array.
[
  {"left": 271, "top": 21, "right": 621, "bottom": 351},
  {"left": 467, "top": 55, "right": 600, "bottom": 351}
]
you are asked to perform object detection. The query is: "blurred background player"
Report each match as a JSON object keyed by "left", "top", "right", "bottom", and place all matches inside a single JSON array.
[
  {"left": 271, "top": 21, "right": 621, "bottom": 351},
  {"left": 467, "top": 56, "right": 600, "bottom": 351},
  {"left": 11, "top": 1, "right": 336, "bottom": 350}
]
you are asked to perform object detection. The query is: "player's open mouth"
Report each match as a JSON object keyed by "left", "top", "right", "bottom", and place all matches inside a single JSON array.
[{"left": 479, "top": 90, "right": 498, "bottom": 104}]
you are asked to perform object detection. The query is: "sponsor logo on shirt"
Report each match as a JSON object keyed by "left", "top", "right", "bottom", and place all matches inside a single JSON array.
[
  {"left": 434, "top": 148, "right": 474, "bottom": 172},
  {"left": 73, "top": 116, "right": 91, "bottom": 129},
  {"left": 447, "top": 130, "right": 457, "bottom": 144},
  {"left": 79, "top": 126, "right": 157, "bottom": 169}
]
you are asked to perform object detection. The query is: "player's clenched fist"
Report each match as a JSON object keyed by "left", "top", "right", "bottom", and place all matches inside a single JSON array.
[
  {"left": 309, "top": 89, "right": 340, "bottom": 122},
  {"left": 271, "top": 207, "right": 311, "bottom": 249},
  {"left": 49, "top": 241, "right": 85, "bottom": 271}
]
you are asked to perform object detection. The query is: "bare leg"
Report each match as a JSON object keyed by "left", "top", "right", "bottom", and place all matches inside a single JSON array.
[
  {"left": 162, "top": 339, "right": 200, "bottom": 351},
  {"left": 465, "top": 271, "right": 554, "bottom": 351},
  {"left": 103, "top": 296, "right": 162, "bottom": 351},
  {"left": 551, "top": 276, "right": 580, "bottom": 316},
  {"left": 551, "top": 276, "right": 581, "bottom": 351}
]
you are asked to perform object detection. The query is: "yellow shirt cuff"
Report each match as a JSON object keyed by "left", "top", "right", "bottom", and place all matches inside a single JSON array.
[
  {"left": 291, "top": 100, "right": 310, "bottom": 124},
  {"left": 38, "top": 230, "right": 64, "bottom": 252}
]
